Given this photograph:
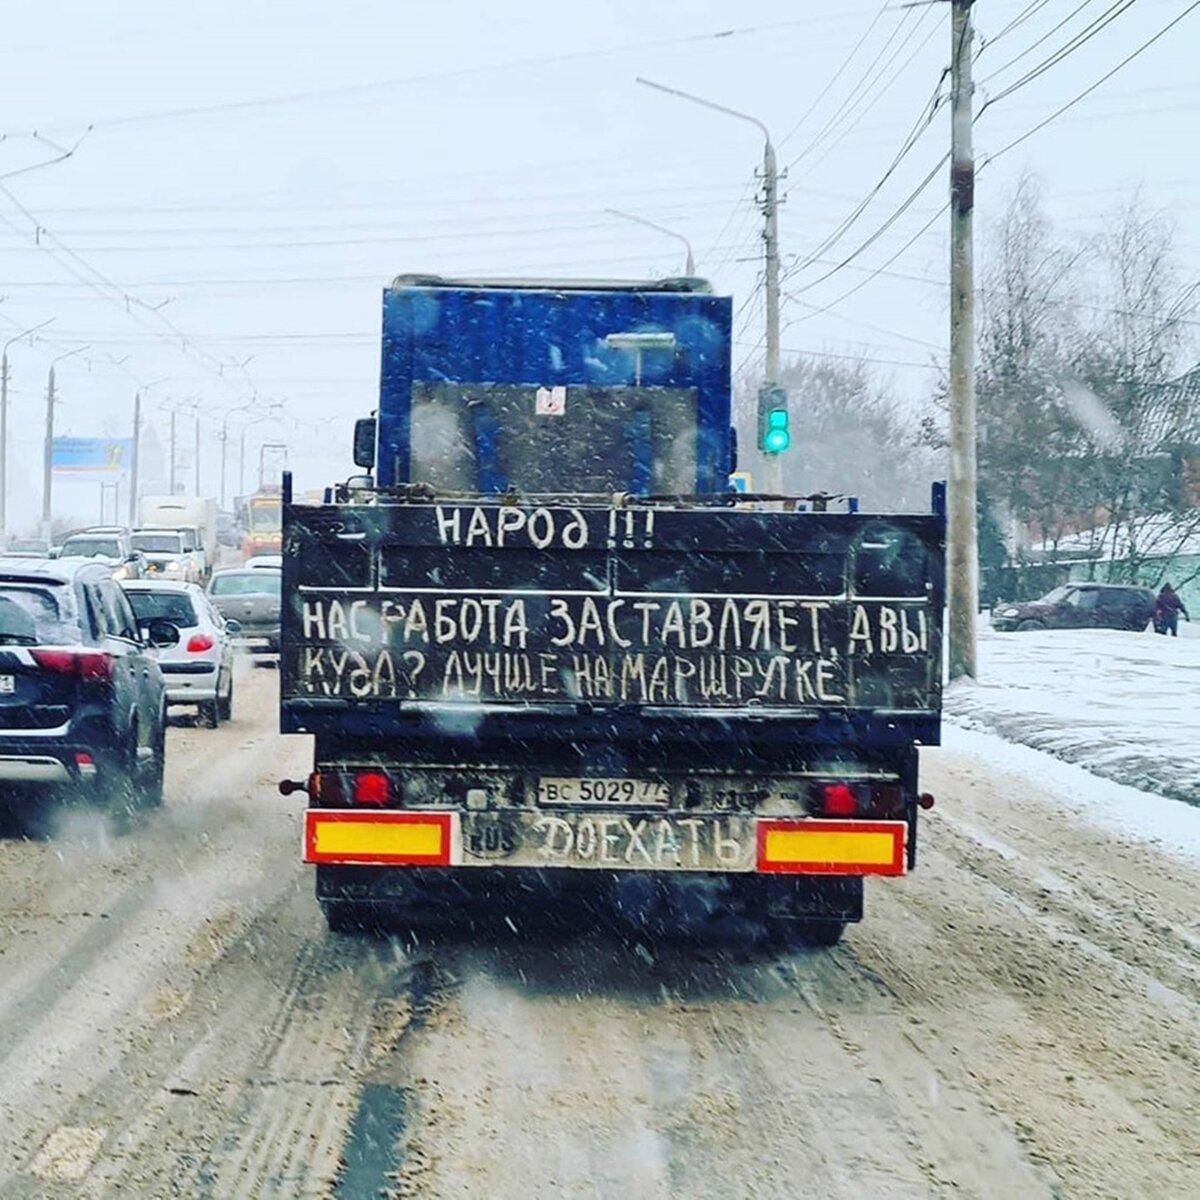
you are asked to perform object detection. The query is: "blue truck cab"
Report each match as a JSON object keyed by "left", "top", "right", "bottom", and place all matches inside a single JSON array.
[
  {"left": 282, "top": 275, "right": 945, "bottom": 944},
  {"left": 369, "top": 275, "right": 733, "bottom": 495}
]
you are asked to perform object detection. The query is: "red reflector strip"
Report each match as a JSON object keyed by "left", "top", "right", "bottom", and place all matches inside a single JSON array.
[
  {"left": 756, "top": 819, "right": 907, "bottom": 876},
  {"left": 303, "top": 810, "right": 453, "bottom": 866}
]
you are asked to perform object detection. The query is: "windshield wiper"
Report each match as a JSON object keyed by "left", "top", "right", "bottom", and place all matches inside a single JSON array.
[{"left": 0, "top": 633, "right": 38, "bottom": 645}]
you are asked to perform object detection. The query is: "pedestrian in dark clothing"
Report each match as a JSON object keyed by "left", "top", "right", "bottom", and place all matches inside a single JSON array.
[{"left": 1154, "top": 583, "right": 1189, "bottom": 636}]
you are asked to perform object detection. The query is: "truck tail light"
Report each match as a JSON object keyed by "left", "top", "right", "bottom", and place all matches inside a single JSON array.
[
  {"left": 186, "top": 633, "right": 214, "bottom": 653},
  {"left": 353, "top": 770, "right": 391, "bottom": 806},
  {"left": 820, "top": 782, "right": 859, "bottom": 817},
  {"left": 812, "top": 780, "right": 905, "bottom": 819},
  {"left": 31, "top": 649, "right": 114, "bottom": 680}
]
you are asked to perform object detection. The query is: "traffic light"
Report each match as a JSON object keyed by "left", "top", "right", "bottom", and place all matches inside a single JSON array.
[{"left": 757, "top": 385, "right": 790, "bottom": 454}]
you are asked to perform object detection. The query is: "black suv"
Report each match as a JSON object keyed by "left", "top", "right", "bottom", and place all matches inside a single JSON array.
[
  {"left": 993, "top": 583, "right": 1156, "bottom": 632},
  {"left": 0, "top": 556, "right": 178, "bottom": 817}
]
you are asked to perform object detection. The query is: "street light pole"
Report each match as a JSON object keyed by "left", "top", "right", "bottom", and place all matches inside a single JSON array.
[
  {"left": 1, "top": 318, "right": 55, "bottom": 540},
  {"left": 41, "top": 345, "right": 88, "bottom": 542},
  {"left": 605, "top": 208, "right": 696, "bottom": 275},
  {"left": 636, "top": 77, "right": 783, "bottom": 492}
]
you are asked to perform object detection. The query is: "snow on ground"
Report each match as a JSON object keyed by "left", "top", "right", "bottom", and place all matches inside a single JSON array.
[
  {"left": 941, "top": 724, "right": 1200, "bottom": 863},
  {"left": 944, "top": 622, "right": 1200, "bottom": 807}
]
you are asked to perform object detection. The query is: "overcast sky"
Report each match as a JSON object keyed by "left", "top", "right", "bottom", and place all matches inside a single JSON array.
[{"left": 0, "top": 0, "right": 1196, "bottom": 523}]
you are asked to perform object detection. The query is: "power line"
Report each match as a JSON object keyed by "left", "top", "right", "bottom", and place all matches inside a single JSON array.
[
  {"left": 979, "top": 0, "right": 1137, "bottom": 110},
  {"left": 733, "top": 338, "right": 941, "bottom": 371},
  {"left": 3, "top": 12, "right": 890, "bottom": 140},
  {"left": 978, "top": 0, "right": 1096, "bottom": 83},
  {"left": 783, "top": 4, "right": 927, "bottom": 174},
  {"left": 776, "top": 1, "right": 893, "bottom": 150},
  {"left": 980, "top": 0, "right": 1055, "bottom": 51},
  {"left": 982, "top": 0, "right": 1200, "bottom": 162}
]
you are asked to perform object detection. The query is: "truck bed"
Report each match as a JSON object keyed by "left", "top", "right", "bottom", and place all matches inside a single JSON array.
[{"left": 280, "top": 494, "right": 944, "bottom": 750}]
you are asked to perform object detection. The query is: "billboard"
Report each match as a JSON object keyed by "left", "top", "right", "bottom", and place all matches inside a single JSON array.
[{"left": 51, "top": 437, "right": 133, "bottom": 477}]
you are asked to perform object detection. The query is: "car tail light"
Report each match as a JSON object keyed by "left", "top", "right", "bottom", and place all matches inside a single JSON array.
[
  {"left": 186, "top": 633, "right": 214, "bottom": 653},
  {"left": 31, "top": 648, "right": 113, "bottom": 680},
  {"left": 820, "top": 782, "right": 859, "bottom": 817},
  {"left": 353, "top": 770, "right": 391, "bottom": 806}
]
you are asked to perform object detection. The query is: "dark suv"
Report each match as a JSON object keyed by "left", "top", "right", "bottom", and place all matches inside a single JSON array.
[
  {"left": 0, "top": 556, "right": 178, "bottom": 818},
  {"left": 993, "top": 583, "right": 1156, "bottom": 632}
]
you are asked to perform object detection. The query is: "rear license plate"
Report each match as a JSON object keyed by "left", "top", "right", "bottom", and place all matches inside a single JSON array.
[
  {"left": 0, "top": 676, "right": 14, "bottom": 694},
  {"left": 462, "top": 810, "right": 756, "bottom": 871},
  {"left": 538, "top": 777, "right": 669, "bottom": 807}
]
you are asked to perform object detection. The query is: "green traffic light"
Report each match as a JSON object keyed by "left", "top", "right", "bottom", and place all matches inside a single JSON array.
[{"left": 764, "top": 427, "right": 790, "bottom": 453}]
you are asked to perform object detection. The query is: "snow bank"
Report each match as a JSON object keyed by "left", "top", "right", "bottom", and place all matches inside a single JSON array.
[
  {"left": 942, "top": 725, "right": 1200, "bottom": 864},
  {"left": 945, "top": 625, "right": 1200, "bottom": 807}
]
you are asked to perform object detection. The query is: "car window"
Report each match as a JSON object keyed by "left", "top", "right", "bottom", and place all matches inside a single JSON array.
[
  {"left": 80, "top": 583, "right": 106, "bottom": 642},
  {"left": 1074, "top": 590, "right": 1100, "bottom": 609},
  {"left": 125, "top": 590, "right": 198, "bottom": 627},
  {"left": 210, "top": 572, "right": 281, "bottom": 597},
  {"left": 97, "top": 577, "right": 139, "bottom": 640},
  {"left": 1040, "top": 586, "right": 1071, "bottom": 604},
  {"left": 62, "top": 536, "right": 123, "bottom": 559},
  {"left": 0, "top": 585, "right": 78, "bottom": 645},
  {"left": 131, "top": 532, "right": 184, "bottom": 554}
]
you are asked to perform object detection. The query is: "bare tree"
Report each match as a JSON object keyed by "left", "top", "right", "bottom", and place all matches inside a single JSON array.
[{"left": 736, "top": 354, "right": 941, "bottom": 511}]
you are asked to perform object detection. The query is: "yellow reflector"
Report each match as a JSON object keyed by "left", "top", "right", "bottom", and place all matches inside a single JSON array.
[
  {"left": 314, "top": 820, "right": 443, "bottom": 859},
  {"left": 764, "top": 828, "right": 895, "bottom": 866}
]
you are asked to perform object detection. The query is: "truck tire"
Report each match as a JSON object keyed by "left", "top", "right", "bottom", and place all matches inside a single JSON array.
[{"left": 791, "top": 919, "right": 847, "bottom": 947}]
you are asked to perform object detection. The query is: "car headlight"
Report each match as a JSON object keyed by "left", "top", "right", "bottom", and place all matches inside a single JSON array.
[
  {"left": 1000, "top": 607, "right": 1019, "bottom": 617},
  {"left": 167, "top": 559, "right": 181, "bottom": 570},
  {"left": 113, "top": 564, "right": 129, "bottom": 579}
]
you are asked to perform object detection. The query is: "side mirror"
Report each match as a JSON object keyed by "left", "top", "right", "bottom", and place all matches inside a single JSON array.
[
  {"left": 224, "top": 619, "right": 242, "bottom": 635},
  {"left": 352, "top": 416, "right": 377, "bottom": 469},
  {"left": 145, "top": 618, "right": 180, "bottom": 649}
]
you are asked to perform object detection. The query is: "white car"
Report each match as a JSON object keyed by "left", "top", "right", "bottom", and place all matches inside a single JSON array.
[
  {"left": 122, "top": 580, "right": 237, "bottom": 727},
  {"left": 244, "top": 554, "right": 283, "bottom": 570},
  {"left": 130, "top": 529, "right": 201, "bottom": 582}
]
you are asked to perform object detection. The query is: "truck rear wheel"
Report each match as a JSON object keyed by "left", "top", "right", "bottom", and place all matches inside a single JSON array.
[{"left": 783, "top": 919, "right": 847, "bottom": 948}]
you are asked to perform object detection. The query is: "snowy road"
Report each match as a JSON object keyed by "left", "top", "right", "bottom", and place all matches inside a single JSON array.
[{"left": 0, "top": 665, "right": 1196, "bottom": 1199}]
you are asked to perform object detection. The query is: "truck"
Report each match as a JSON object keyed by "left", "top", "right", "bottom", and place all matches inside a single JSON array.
[
  {"left": 240, "top": 488, "right": 283, "bottom": 559},
  {"left": 279, "top": 275, "right": 945, "bottom": 944},
  {"left": 139, "top": 495, "right": 218, "bottom": 580}
]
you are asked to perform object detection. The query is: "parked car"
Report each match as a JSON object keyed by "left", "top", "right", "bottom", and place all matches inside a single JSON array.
[
  {"left": 123, "top": 580, "right": 238, "bottom": 727},
  {"left": 58, "top": 528, "right": 147, "bottom": 580},
  {"left": 207, "top": 568, "right": 281, "bottom": 652},
  {"left": 993, "top": 583, "right": 1156, "bottom": 632},
  {"left": 3, "top": 537, "right": 51, "bottom": 558},
  {"left": 243, "top": 554, "right": 283, "bottom": 570},
  {"left": 130, "top": 528, "right": 201, "bottom": 583},
  {"left": 0, "top": 556, "right": 176, "bottom": 816}
]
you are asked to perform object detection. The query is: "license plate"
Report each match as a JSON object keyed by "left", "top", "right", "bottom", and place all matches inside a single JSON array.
[
  {"left": 0, "top": 676, "right": 13, "bottom": 694},
  {"left": 538, "top": 777, "right": 669, "bottom": 807},
  {"left": 462, "top": 811, "right": 756, "bottom": 871}
]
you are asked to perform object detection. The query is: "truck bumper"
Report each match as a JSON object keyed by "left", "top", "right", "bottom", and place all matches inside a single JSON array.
[{"left": 303, "top": 809, "right": 906, "bottom": 876}]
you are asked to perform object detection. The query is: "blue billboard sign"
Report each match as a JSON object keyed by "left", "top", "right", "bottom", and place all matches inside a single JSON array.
[{"left": 51, "top": 437, "right": 133, "bottom": 476}]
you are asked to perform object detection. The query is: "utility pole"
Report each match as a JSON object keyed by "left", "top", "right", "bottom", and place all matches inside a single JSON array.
[
  {"left": 193, "top": 414, "right": 200, "bottom": 495},
  {"left": 169, "top": 408, "right": 177, "bottom": 495},
  {"left": 41, "top": 367, "right": 56, "bottom": 542},
  {"left": 0, "top": 353, "right": 8, "bottom": 542},
  {"left": 948, "top": 0, "right": 978, "bottom": 680},
  {"left": 760, "top": 133, "right": 783, "bottom": 495},
  {"left": 635, "top": 77, "right": 784, "bottom": 494},
  {"left": 129, "top": 391, "right": 141, "bottom": 526},
  {"left": 1, "top": 319, "right": 55, "bottom": 541}
]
